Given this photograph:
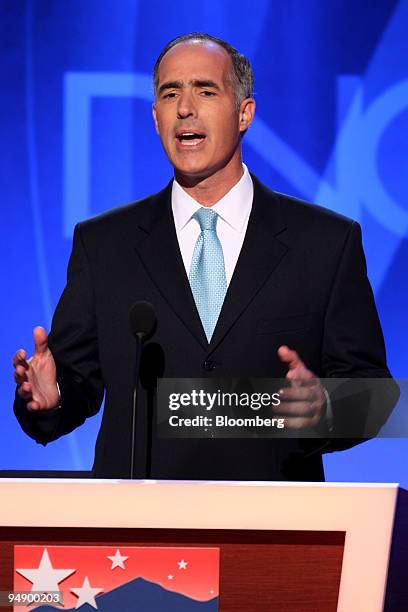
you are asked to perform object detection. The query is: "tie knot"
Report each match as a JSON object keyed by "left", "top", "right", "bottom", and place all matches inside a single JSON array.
[{"left": 194, "top": 207, "right": 218, "bottom": 231}]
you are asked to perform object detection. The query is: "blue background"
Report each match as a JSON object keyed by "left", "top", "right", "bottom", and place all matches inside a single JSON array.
[{"left": 1, "top": 0, "right": 407, "bottom": 484}]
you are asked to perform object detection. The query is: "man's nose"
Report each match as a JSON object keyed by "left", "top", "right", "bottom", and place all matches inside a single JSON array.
[{"left": 177, "top": 90, "right": 197, "bottom": 119}]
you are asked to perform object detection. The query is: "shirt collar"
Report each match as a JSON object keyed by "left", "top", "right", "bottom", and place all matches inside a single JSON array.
[{"left": 171, "top": 164, "right": 253, "bottom": 232}]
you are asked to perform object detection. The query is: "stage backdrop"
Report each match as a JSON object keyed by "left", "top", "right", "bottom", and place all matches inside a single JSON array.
[{"left": 1, "top": 0, "right": 407, "bottom": 485}]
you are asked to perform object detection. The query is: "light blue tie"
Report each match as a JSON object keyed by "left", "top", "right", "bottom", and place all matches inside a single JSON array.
[{"left": 189, "top": 208, "right": 227, "bottom": 342}]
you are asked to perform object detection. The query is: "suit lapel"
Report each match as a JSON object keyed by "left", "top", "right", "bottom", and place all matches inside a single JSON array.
[
  {"left": 209, "top": 176, "right": 289, "bottom": 351},
  {"left": 133, "top": 175, "right": 289, "bottom": 353},
  {"left": 133, "top": 182, "right": 208, "bottom": 349}
]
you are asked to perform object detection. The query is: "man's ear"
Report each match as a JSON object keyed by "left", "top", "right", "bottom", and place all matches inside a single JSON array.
[
  {"left": 152, "top": 103, "right": 160, "bottom": 134},
  {"left": 239, "top": 98, "right": 256, "bottom": 134}
]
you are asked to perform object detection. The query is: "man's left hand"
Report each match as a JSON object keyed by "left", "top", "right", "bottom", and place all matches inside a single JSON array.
[{"left": 276, "top": 345, "right": 327, "bottom": 429}]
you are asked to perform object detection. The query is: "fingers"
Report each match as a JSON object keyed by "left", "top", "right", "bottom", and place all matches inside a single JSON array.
[
  {"left": 13, "top": 350, "right": 29, "bottom": 386},
  {"left": 16, "top": 383, "right": 41, "bottom": 411},
  {"left": 26, "top": 400, "right": 41, "bottom": 411},
  {"left": 274, "top": 347, "right": 326, "bottom": 429},
  {"left": 13, "top": 349, "right": 28, "bottom": 369},
  {"left": 274, "top": 400, "right": 317, "bottom": 417},
  {"left": 274, "top": 380, "right": 327, "bottom": 428},
  {"left": 277, "top": 346, "right": 316, "bottom": 390},
  {"left": 17, "top": 381, "right": 33, "bottom": 401},
  {"left": 33, "top": 326, "right": 48, "bottom": 355},
  {"left": 277, "top": 345, "right": 304, "bottom": 370},
  {"left": 279, "top": 384, "right": 320, "bottom": 402},
  {"left": 14, "top": 364, "right": 29, "bottom": 385},
  {"left": 17, "top": 392, "right": 40, "bottom": 411},
  {"left": 286, "top": 366, "right": 314, "bottom": 382}
]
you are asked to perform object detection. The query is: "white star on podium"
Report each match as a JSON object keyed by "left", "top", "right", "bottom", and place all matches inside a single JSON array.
[
  {"left": 70, "top": 576, "right": 103, "bottom": 609},
  {"left": 16, "top": 548, "right": 75, "bottom": 591},
  {"left": 107, "top": 549, "right": 128, "bottom": 570},
  {"left": 177, "top": 559, "right": 188, "bottom": 570}
]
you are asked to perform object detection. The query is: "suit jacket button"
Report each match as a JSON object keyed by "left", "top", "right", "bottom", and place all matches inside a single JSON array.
[{"left": 203, "top": 360, "right": 216, "bottom": 371}]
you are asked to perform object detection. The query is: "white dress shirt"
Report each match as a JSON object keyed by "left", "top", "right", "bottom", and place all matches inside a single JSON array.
[{"left": 171, "top": 164, "right": 253, "bottom": 285}]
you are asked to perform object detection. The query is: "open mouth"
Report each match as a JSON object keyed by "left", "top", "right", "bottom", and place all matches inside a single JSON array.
[{"left": 175, "top": 132, "right": 206, "bottom": 147}]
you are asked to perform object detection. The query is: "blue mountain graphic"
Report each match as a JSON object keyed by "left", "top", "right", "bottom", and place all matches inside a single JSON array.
[{"left": 33, "top": 577, "right": 219, "bottom": 611}]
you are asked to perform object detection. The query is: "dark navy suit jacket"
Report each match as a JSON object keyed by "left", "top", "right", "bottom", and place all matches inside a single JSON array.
[{"left": 14, "top": 175, "right": 398, "bottom": 480}]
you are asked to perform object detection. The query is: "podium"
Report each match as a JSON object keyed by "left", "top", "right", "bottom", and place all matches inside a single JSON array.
[{"left": 0, "top": 479, "right": 399, "bottom": 611}]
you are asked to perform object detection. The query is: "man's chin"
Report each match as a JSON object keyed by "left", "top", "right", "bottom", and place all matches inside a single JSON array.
[{"left": 172, "top": 163, "right": 214, "bottom": 186}]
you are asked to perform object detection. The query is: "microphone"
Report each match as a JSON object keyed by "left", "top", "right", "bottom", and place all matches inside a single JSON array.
[
  {"left": 129, "top": 301, "right": 157, "bottom": 342},
  {"left": 128, "top": 301, "right": 157, "bottom": 479}
]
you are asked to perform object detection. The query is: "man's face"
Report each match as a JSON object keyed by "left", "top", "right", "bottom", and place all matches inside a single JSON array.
[{"left": 152, "top": 41, "right": 252, "bottom": 181}]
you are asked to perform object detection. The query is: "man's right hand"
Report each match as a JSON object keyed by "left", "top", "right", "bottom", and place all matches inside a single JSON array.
[{"left": 13, "top": 326, "right": 60, "bottom": 412}]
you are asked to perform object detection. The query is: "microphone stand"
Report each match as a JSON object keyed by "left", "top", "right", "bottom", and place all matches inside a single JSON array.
[
  {"left": 128, "top": 300, "right": 157, "bottom": 480},
  {"left": 130, "top": 334, "right": 143, "bottom": 480}
]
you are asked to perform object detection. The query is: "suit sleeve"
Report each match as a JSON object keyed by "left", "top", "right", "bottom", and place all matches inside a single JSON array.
[
  {"left": 323, "top": 221, "right": 389, "bottom": 377},
  {"left": 14, "top": 223, "right": 105, "bottom": 445},
  {"left": 320, "top": 221, "right": 399, "bottom": 447}
]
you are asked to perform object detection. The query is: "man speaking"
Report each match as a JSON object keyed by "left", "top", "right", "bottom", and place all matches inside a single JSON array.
[{"left": 12, "top": 33, "right": 397, "bottom": 480}]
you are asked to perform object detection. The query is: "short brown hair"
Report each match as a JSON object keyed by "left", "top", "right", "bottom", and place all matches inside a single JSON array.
[{"left": 153, "top": 32, "right": 254, "bottom": 106}]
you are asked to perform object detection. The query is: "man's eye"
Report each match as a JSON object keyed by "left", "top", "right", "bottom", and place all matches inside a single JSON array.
[
  {"left": 163, "top": 92, "right": 177, "bottom": 99},
  {"left": 201, "top": 90, "right": 215, "bottom": 96}
]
